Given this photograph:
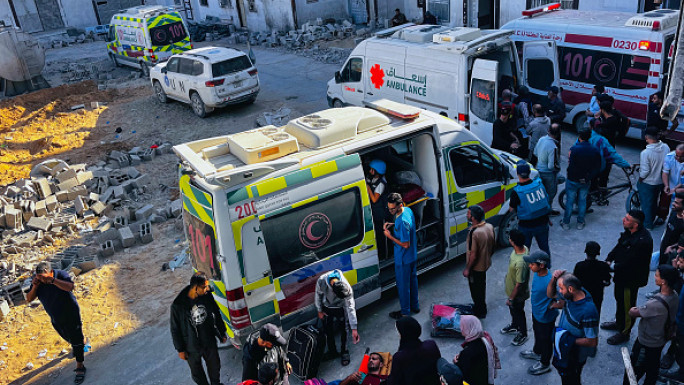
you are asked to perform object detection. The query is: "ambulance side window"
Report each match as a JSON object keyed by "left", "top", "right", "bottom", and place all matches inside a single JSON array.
[
  {"left": 449, "top": 145, "right": 500, "bottom": 187},
  {"left": 166, "top": 57, "right": 180, "bottom": 73},
  {"left": 526, "top": 58, "right": 554, "bottom": 91},
  {"left": 341, "top": 58, "right": 363, "bottom": 83},
  {"left": 259, "top": 188, "right": 365, "bottom": 278}
]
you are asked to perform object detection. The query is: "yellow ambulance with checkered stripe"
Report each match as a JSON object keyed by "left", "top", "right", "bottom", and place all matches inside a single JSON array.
[
  {"left": 106, "top": 5, "right": 192, "bottom": 76},
  {"left": 173, "top": 100, "right": 528, "bottom": 348}
]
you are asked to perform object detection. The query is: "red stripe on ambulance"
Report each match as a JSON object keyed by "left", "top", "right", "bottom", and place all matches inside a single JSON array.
[{"left": 565, "top": 34, "right": 613, "bottom": 47}]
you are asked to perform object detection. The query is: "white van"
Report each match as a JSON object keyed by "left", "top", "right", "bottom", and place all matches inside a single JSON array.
[
  {"left": 326, "top": 23, "right": 560, "bottom": 145},
  {"left": 173, "top": 100, "right": 525, "bottom": 347},
  {"left": 502, "top": 5, "right": 680, "bottom": 139},
  {"left": 106, "top": 5, "right": 192, "bottom": 75}
]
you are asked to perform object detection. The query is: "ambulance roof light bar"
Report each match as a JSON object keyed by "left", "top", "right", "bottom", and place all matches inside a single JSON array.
[
  {"left": 364, "top": 99, "right": 421, "bottom": 120},
  {"left": 522, "top": 2, "right": 561, "bottom": 17}
]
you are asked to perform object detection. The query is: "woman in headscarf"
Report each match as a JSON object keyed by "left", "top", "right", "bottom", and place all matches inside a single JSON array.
[
  {"left": 386, "top": 316, "right": 441, "bottom": 385},
  {"left": 453, "top": 315, "right": 500, "bottom": 385}
]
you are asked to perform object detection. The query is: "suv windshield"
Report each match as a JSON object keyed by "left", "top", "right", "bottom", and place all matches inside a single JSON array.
[
  {"left": 212, "top": 56, "right": 252, "bottom": 77},
  {"left": 149, "top": 21, "right": 187, "bottom": 46}
]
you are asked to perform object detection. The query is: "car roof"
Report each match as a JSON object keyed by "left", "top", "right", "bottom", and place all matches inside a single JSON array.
[{"left": 176, "top": 47, "right": 247, "bottom": 62}]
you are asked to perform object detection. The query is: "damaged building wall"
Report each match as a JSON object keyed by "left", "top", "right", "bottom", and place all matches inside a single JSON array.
[
  {"left": 58, "top": 0, "right": 98, "bottom": 28},
  {"left": 294, "top": 0, "right": 348, "bottom": 26},
  {"left": 244, "top": 0, "right": 294, "bottom": 32},
  {"left": 376, "top": 0, "right": 404, "bottom": 24},
  {"left": 0, "top": 1, "right": 14, "bottom": 27},
  {"left": 192, "top": 0, "right": 240, "bottom": 24},
  {"left": 6, "top": 0, "right": 43, "bottom": 32}
]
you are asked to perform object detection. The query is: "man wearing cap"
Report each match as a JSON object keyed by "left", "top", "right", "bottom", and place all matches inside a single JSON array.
[
  {"left": 520, "top": 250, "right": 556, "bottom": 375},
  {"left": 545, "top": 86, "right": 565, "bottom": 125},
  {"left": 573, "top": 241, "right": 612, "bottom": 318},
  {"left": 463, "top": 204, "right": 495, "bottom": 319},
  {"left": 509, "top": 161, "right": 552, "bottom": 259},
  {"left": 602, "top": 210, "right": 654, "bottom": 345},
  {"left": 315, "top": 269, "right": 360, "bottom": 366},
  {"left": 26, "top": 261, "right": 87, "bottom": 384},
  {"left": 639, "top": 127, "right": 669, "bottom": 230},
  {"left": 242, "top": 324, "right": 292, "bottom": 385},
  {"left": 561, "top": 126, "right": 601, "bottom": 230},
  {"left": 491, "top": 106, "right": 521, "bottom": 153},
  {"left": 171, "top": 272, "right": 227, "bottom": 385}
]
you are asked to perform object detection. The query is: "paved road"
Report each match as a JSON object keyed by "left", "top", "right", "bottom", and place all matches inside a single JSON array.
[{"left": 23, "top": 45, "right": 660, "bottom": 385}]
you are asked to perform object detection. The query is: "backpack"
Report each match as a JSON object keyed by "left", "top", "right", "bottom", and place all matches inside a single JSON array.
[
  {"left": 614, "top": 109, "right": 631, "bottom": 138},
  {"left": 653, "top": 295, "right": 677, "bottom": 341}
]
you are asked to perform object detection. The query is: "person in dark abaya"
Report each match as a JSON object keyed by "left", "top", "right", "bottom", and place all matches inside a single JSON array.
[{"left": 386, "top": 316, "right": 441, "bottom": 385}]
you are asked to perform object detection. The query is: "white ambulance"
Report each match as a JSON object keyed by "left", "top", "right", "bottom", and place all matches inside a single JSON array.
[
  {"left": 173, "top": 100, "right": 526, "bottom": 347},
  {"left": 503, "top": 4, "right": 680, "bottom": 139},
  {"left": 326, "top": 23, "right": 560, "bottom": 146}
]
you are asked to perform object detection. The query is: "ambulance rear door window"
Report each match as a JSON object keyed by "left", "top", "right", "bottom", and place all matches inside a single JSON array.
[{"left": 470, "top": 78, "right": 496, "bottom": 123}]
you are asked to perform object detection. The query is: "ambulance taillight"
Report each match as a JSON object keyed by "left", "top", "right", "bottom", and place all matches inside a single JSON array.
[
  {"left": 639, "top": 41, "right": 651, "bottom": 51},
  {"left": 458, "top": 113, "right": 469, "bottom": 126},
  {"left": 226, "top": 287, "right": 251, "bottom": 329}
]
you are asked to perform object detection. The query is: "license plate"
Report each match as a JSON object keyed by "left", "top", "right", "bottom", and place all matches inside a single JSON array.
[{"left": 233, "top": 81, "right": 243, "bottom": 88}]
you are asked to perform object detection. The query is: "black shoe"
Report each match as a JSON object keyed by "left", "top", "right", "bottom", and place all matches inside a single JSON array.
[
  {"left": 475, "top": 312, "right": 487, "bottom": 319},
  {"left": 550, "top": 209, "right": 561, "bottom": 217},
  {"left": 323, "top": 350, "right": 340, "bottom": 361},
  {"left": 600, "top": 321, "right": 619, "bottom": 331},
  {"left": 586, "top": 208, "right": 594, "bottom": 214},
  {"left": 655, "top": 217, "right": 665, "bottom": 226},
  {"left": 607, "top": 332, "right": 630, "bottom": 345},
  {"left": 661, "top": 353, "right": 676, "bottom": 369},
  {"left": 501, "top": 324, "right": 518, "bottom": 335},
  {"left": 411, "top": 308, "right": 421, "bottom": 314},
  {"left": 389, "top": 311, "right": 404, "bottom": 320}
]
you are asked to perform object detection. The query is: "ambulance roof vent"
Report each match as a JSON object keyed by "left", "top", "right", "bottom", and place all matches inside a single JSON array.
[
  {"left": 625, "top": 9, "right": 679, "bottom": 31},
  {"left": 432, "top": 28, "right": 482, "bottom": 43},
  {"left": 226, "top": 127, "right": 299, "bottom": 165},
  {"left": 284, "top": 107, "right": 390, "bottom": 149},
  {"left": 392, "top": 25, "right": 451, "bottom": 43}
]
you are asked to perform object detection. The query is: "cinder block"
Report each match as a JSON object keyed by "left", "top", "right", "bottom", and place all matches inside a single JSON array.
[
  {"left": 129, "top": 155, "right": 141, "bottom": 166},
  {"left": 88, "top": 192, "right": 100, "bottom": 203},
  {"left": 76, "top": 171, "right": 93, "bottom": 185},
  {"left": 140, "top": 148, "right": 155, "bottom": 161},
  {"left": 26, "top": 216, "right": 52, "bottom": 232},
  {"left": 118, "top": 226, "right": 135, "bottom": 248},
  {"left": 56, "top": 168, "right": 77, "bottom": 183},
  {"left": 55, "top": 190, "right": 69, "bottom": 202},
  {"left": 113, "top": 185, "right": 126, "bottom": 199},
  {"left": 57, "top": 177, "right": 79, "bottom": 192},
  {"left": 115, "top": 156, "right": 130, "bottom": 168},
  {"left": 35, "top": 200, "right": 47, "bottom": 217},
  {"left": 170, "top": 199, "right": 182, "bottom": 218},
  {"left": 100, "top": 186, "right": 115, "bottom": 203},
  {"left": 45, "top": 195, "right": 58, "bottom": 211},
  {"left": 4, "top": 207, "right": 21, "bottom": 229},
  {"left": 126, "top": 168, "right": 141, "bottom": 179},
  {"left": 132, "top": 174, "right": 150, "bottom": 191},
  {"left": 67, "top": 185, "right": 88, "bottom": 201},
  {"left": 33, "top": 178, "right": 52, "bottom": 199},
  {"left": 52, "top": 214, "right": 76, "bottom": 227},
  {"left": 135, "top": 204, "right": 154, "bottom": 221},
  {"left": 77, "top": 255, "right": 98, "bottom": 272},
  {"left": 109, "top": 150, "right": 125, "bottom": 160},
  {"left": 100, "top": 240, "right": 115, "bottom": 257},
  {"left": 90, "top": 201, "right": 109, "bottom": 216},
  {"left": 74, "top": 196, "right": 88, "bottom": 215},
  {"left": 114, "top": 215, "right": 129, "bottom": 229},
  {"left": 139, "top": 222, "right": 152, "bottom": 244}
]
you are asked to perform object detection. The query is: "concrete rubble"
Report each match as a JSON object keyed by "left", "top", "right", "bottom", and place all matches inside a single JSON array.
[{"left": 0, "top": 143, "right": 185, "bottom": 310}]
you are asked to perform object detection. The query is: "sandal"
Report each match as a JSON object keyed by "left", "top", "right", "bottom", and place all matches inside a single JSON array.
[
  {"left": 341, "top": 351, "right": 350, "bottom": 366},
  {"left": 74, "top": 366, "right": 86, "bottom": 384}
]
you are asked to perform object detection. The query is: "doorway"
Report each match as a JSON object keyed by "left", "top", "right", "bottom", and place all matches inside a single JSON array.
[{"left": 35, "top": 0, "right": 64, "bottom": 30}]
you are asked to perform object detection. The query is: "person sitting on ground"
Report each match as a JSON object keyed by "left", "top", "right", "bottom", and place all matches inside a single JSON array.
[
  {"left": 437, "top": 357, "right": 464, "bottom": 385},
  {"left": 454, "top": 315, "right": 500, "bottom": 385},
  {"left": 391, "top": 8, "right": 408, "bottom": 26},
  {"left": 339, "top": 352, "right": 388, "bottom": 385},
  {"left": 573, "top": 241, "right": 611, "bottom": 319},
  {"left": 242, "top": 324, "right": 292, "bottom": 385},
  {"left": 386, "top": 316, "right": 441, "bottom": 385},
  {"left": 315, "top": 269, "right": 360, "bottom": 366},
  {"left": 423, "top": 11, "right": 437, "bottom": 24}
]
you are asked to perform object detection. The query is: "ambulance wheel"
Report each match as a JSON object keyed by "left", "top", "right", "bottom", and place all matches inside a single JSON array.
[
  {"left": 332, "top": 99, "right": 344, "bottom": 108},
  {"left": 574, "top": 114, "right": 587, "bottom": 133},
  {"left": 109, "top": 53, "right": 120, "bottom": 68},
  {"left": 140, "top": 62, "right": 150, "bottom": 77},
  {"left": 498, "top": 211, "right": 518, "bottom": 247},
  {"left": 191, "top": 92, "right": 210, "bottom": 118},
  {"left": 153, "top": 81, "right": 168, "bottom": 104}
]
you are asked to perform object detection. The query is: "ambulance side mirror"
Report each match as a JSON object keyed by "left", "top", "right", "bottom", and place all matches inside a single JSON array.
[{"left": 335, "top": 71, "right": 341, "bottom": 83}]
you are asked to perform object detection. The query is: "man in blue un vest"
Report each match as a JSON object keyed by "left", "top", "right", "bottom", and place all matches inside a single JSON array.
[{"left": 509, "top": 162, "right": 552, "bottom": 264}]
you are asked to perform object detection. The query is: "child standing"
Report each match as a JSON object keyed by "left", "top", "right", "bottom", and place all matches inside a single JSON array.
[
  {"left": 573, "top": 241, "right": 612, "bottom": 319},
  {"left": 502, "top": 229, "right": 530, "bottom": 346}
]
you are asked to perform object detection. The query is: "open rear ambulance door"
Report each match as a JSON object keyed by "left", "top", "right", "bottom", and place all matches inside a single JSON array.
[
  {"left": 228, "top": 153, "right": 381, "bottom": 332},
  {"left": 469, "top": 59, "right": 498, "bottom": 145},
  {"left": 522, "top": 40, "right": 560, "bottom": 97}
]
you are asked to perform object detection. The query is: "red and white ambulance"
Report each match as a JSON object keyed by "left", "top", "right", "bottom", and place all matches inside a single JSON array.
[{"left": 503, "top": 4, "right": 680, "bottom": 140}]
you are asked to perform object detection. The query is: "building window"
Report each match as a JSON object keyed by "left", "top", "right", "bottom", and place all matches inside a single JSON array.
[
  {"left": 428, "top": 0, "right": 449, "bottom": 23},
  {"left": 199, "top": 0, "right": 208, "bottom": 6},
  {"left": 248, "top": 0, "right": 257, "bottom": 12},
  {"left": 219, "top": 0, "right": 232, "bottom": 8}
]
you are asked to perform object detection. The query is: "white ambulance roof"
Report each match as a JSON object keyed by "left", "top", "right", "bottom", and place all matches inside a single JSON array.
[
  {"left": 182, "top": 46, "right": 246, "bottom": 61},
  {"left": 507, "top": 9, "right": 678, "bottom": 31},
  {"left": 114, "top": 5, "right": 177, "bottom": 19},
  {"left": 365, "top": 28, "right": 512, "bottom": 54}
]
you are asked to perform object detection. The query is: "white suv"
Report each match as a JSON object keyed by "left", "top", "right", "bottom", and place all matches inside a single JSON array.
[{"left": 150, "top": 46, "right": 260, "bottom": 118}]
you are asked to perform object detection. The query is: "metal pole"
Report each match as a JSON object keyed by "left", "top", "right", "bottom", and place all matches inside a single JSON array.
[{"left": 621, "top": 347, "right": 638, "bottom": 385}]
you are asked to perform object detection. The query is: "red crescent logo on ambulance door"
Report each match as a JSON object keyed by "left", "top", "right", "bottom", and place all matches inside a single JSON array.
[{"left": 299, "top": 213, "right": 332, "bottom": 249}]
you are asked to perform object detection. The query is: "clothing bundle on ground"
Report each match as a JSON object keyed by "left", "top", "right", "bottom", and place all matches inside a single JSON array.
[{"left": 430, "top": 302, "right": 474, "bottom": 337}]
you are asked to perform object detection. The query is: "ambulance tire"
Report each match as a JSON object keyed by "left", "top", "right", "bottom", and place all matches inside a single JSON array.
[
  {"left": 573, "top": 114, "right": 587, "bottom": 133},
  {"left": 191, "top": 92, "right": 211, "bottom": 118},
  {"left": 153, "top": 81, "right": 169, "bottom": 104},
  {"left": 332, "top": 99, "right": 344, "bottom": 108},
  {"left": 109, "top": 53, "right": 120, "bottom": 68},
  {"left": 497, "top": 211, "right": 518, "bottom": 247},
  {"left": 140, "top": 61, "right": 150, "bottom": 77}
]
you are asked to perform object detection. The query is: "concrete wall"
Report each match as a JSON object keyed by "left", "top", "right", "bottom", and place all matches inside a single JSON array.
[
  {"left": 294, "top": 0, "right": 348, "bottom": 26},
  {"left": 499, "top": 0, "right": 525, "bottom": 26},
  {"left": 58, "top": 0, "right": 98, "bottom": 28},
  {"left": 376, "top": 0, "right": 404, "bottom": 24},
  {"left": 193, "top": 0, "right": 240, "bottom": 24},
  {"left": 0, "top": 1, "right": 15, "bottom": 27},
  {"left": 10, "top": 0, "right": 43, "bottom": 32},
  {"left": 243, "top": 0, "right": 294, "bottom": 32}
]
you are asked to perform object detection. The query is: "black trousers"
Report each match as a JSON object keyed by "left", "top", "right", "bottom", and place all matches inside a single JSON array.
[
  {"left": 52, "top": 311, "right": 85, "bottom": 363},
  {"left": 323, "top": 305, "right": 349, "bottom": 353},
  {"left": 509, "top": 298, "right": 527, "bottom": 336},
  {"left": 614, "top": 283, "right": 639, "bottom": 334},
  {"left": 622, "top": 338, "right": 663, "bottom": 385},
  {"left": 532, "top": 317, "right": 555, "bottom": 366},
  {"left": 559, "top": 361, "right": 586, "bottom": 385},
  {"left": 586, "top": 288, "right": 604, "bottom": 320},
  {"left": 187, "top": 346, "right": 221, "bottom": 385},
  {"left": 468, "top": 270, "right": 487, "bottom": 317}
]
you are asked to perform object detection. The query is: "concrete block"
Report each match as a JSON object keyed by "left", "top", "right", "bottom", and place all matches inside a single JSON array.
[
  {"left": 140, "top": 148, "right": 155, "bottom": 161},
  {"left": 45, "top": 195, "right": 58, "bottom": 211},
  {"left": 55, "top": 190, "right": 69, "bottom": 202},
  {"left": 128, "top": 147, "right": 142, "bottom": 155},
  {"left": 113, "top": 185, "right": 126, "bottom": 199},
  {"left": 56, "top": 168, "right": 77, "bottom": 183},
  {"left": 26, "top": 216, "right": 52, "bottom": 232},
  {"left": 100, "top": 186, "right": 115, "bottom": 203},
  {"left": 77, "top": 255, "right": 98, "bottom": 272},
  {"left": 74, "top": 196, "right": 88, "bottom": 215},
  {"left": 90, "top": 201, "right": 108, "bottom": 216},
  {"left": 67, "top": 185, "right": 88, "bottom": 201},
  {"left": 170, "top": 199, "right": 182, "bottom": 218},
  {"left": 52, "top": 214, "right": 76, "bottom": 227},
  {"left": 96, "top": 227, "right": 119, "bottom": 244},
  {"left": 100, "top": 240, "right": 115, "bottom": 257},
  {"left": 35, "top": 200, "right": 47, "bottom": 217},
  {"left": 126, "top": 168, "right": 141, "bottom": 179},
  {"left": 76, "top": 171, "right": 93, "bottom": 184},
  {"left": 121, "top": 180, "right": 134, "bottom": 193},
  {"left": 131, "top": 174, "right": 150, "bottom": 191},
  {"left": 33, "top": 178, "right": 52, "bottom": 199},
  {"left": 88, "top": 192, "right": 100, "bottom": 203},
  {"left": 118, "top": 226, "right": 135, "bottom": 248},
  {"left": 129, "top": 155, "right": 141, "bottom": 166},
  {"left": 115, "top": 156, "right": 130, "bottom": 168},
  {"left": 57, "top": 177, "right": 79, "bottom": 192},
  {"left": 0, "top": 299, "right": 9, "bottom": 320},
  {"left": 4, "top": 207, "right": 21, "bottom": 229},
  {"left": 108, "top": 170, "right": 131, "bottom": 186},
  {"left": 135, "top": 204, "right": 154, "bottom": 221},
  {"left": 109, "top": 150, "right": 125, "bottom": 159},
  {"left": 139, "top": 222, "right": 152, "bottom": 243},
  {"left": 114, "top": 215, "right": 129, "bottom": 229}
]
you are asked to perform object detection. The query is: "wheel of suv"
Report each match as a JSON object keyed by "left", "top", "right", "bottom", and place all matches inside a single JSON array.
[
  {"left": 333, "top": 99, "right": 344, "bottom": 108},
  {"left": 191, "top": 92, "right": 209, "bottom": 118},
  {"left": 153, "top": 81, "right": 168, "bottom": 104}
]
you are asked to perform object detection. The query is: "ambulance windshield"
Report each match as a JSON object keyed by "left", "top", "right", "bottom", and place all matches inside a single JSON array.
[{"left": 149, "top": 21, "right": 188, "bottom": 46}]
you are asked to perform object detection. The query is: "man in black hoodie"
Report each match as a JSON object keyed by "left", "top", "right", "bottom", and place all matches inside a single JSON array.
[{"left": 171, "top": 272, "right": 227, "bottom": 385}]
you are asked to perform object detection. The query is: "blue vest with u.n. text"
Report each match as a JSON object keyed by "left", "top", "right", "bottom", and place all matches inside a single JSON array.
[{"left": 514, "top": 179, "right": 550, "bottom": 220}]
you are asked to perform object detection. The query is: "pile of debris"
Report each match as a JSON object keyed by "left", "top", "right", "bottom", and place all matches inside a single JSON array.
[{"left": 0, "top": 144, "right": 183, "bottom": 315}]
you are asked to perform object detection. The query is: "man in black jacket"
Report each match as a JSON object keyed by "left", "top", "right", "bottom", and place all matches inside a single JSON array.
[
  {"left": 601, "top": 210, "right": 653, "bottom": 345},
  {"left": 242, "top": 323, "right": 292, "bottom": 385},
  {"left": 170, "top": 272, "right": 227, "bottom": 385}
]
